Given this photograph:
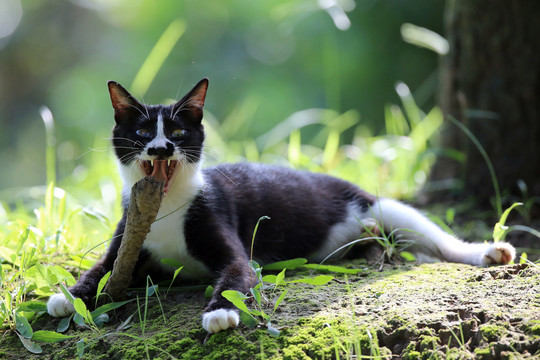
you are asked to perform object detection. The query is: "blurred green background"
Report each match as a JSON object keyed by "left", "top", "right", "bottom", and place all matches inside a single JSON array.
[{"left": 0, "top": 0, "right": 444, "bottom": 200}]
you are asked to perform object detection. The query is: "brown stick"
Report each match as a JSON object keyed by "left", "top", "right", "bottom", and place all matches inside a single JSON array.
[{"left": 101, "top": 176, "right": 164, "bottom": 303}]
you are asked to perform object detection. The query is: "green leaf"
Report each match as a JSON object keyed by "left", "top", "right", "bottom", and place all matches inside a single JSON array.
[
  {"left": 493, "top": 202, "right": 522, "bottom": 242},
  {"left": 96, "top": 271, "right": 111, "bottom": 298},
  {"left": 17, "top": 301, "right": 48, "bottom": 312},
  {"left": 400, "top": 251, "right": 416, "bottom": 262},
  {"left": 263, "top": 258, "right": 307, "bottom": 271},
  {"left": 0, "top": 246, "right": 17, "bottom": 264},
  {"left": 250, "top": 287, "right": 262, "bottom": 306},
  {"left": 16, "top": 312, "right": 33, "bottom": 338},
  {"left": 520, "top": 252, "right": 528, "bottom": 264},
  {"left": 286, "top": 275, "right": 334, "bottom": 285},
  {"left": 172, "top": 266, "right": 183, "bottom": 283},
  {"left": 204, "top": 285, "right": 214, "bottom": 299},
  {"left": 93, "top": 313, "right": 109, "bottom": 328},
  {"left": 57, "top": 316, "right": 71, "bottom": 333},
  {"left": 31, "top": 330, "right": 76, "bottom": 343},
  {"left": 239, "top": 311, "right": 258, "bottom": 328},
  {"left": 302, "top": 263, "right": 363, "bottom": 274},
  {"left": 221, "top": 290, "right": 251, "bottom": 314},
  {"left": 274, "top": 289, "right": 288, "bottom": 312},
  {"left": 262, "top": 274, "right": 277, "bottom": 283},
  {"left": 275, "top": 269, "right": 286, "bottom": 287},
  {"left": 73, "top": 313, "right": 85, "bottom": 327},
  {"left": 73, "top": 298, "right": 87, "bottom": 319},
  {"left": 17, "top": 332, "right": 42, "bottom": 354},
  {"left": 50, "top": 265, "right": 76, "bottom": 285}
]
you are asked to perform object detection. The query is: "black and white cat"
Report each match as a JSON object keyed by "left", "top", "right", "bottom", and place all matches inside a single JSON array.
[{"left": 47, "top": 78, "right": 515, "bottom": 333}]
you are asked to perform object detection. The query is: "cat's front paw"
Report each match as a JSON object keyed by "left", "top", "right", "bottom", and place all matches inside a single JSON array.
[
  {"left": 202, "top": 309, "right": 239, "bottom": 333},
  {"left": 482, "top": 242, "right": 516, "bottom": 265},
  {"left": 47, "top": 293, "right": 76, "bottom": 318}
]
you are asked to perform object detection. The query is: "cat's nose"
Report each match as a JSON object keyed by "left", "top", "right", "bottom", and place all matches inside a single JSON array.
[{"left": 147, "top": 143, "right": 174, "bottom": 158}]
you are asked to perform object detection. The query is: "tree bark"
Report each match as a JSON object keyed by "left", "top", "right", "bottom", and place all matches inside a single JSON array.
[
  {"left": 428, "top": 0, "right": 540, "bottom": 209},
  {"left": 101, "top": 177, "right": 164, "bottom": 302}
]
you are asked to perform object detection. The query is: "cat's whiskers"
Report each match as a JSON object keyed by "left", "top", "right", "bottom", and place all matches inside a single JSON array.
[
  {"left": 128, "top": 104, "right": 150, "bottom": 120},
  {"left": 75, "top": 147, "right": 109, "bottom": 161},
  {"left": 106, "top": 136, "right": 144, "bottom": 147},
  {"left": 118, "top": 150, "right": 142, "bottom": 165},
  {"left": 171, "top": 95, "right": 204, "bottom": 119}
]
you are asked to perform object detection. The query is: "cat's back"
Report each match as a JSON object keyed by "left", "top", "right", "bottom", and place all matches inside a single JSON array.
[{"left": 201, "top": 162, "right": 374, "bottom": 207}]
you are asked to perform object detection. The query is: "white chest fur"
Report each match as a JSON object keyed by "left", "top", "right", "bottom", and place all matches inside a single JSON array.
[{"left": 143, "top": 198, "right": 211, "bottom": 279}]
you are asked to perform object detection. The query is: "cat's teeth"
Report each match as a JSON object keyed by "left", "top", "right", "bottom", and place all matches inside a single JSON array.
[
  {"left": 167, "top": 160, "right": 170, "bottom": 168},
  {"left": 151, "top": 159, "right": 154, "bottom": 168}
]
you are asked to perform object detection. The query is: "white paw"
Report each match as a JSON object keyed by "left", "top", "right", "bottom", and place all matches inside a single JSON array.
[
  {"left": 202, "top": 309, "right": 239, "bottom": 333},
  {"left": 47, "top": 293, "right": 76, "bottom": 318},
  {"left": 482, "top": 242, "right": 516, "bottom": 265}
]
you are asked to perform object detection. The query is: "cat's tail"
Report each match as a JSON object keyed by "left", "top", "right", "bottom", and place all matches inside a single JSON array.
[{"left": 369, "top": 198, "right": 516, "bottom": 265}]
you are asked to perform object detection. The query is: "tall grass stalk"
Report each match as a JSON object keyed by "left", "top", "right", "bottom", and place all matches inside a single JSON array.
[
  {"left": 131, "top": 19, "right": 186, "bottom": 97},
  {"left": 40, "top": 106, "right": 56, "bottom": 186},
  {"left": 447, "top": 115, "right": 502, "bottom": 217}
]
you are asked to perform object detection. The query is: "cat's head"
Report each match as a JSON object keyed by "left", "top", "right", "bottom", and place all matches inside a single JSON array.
[{"left": 108, "top": 78, "right": 208, "bottom": 194}]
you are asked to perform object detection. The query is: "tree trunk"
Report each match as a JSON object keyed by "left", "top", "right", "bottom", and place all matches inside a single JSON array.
[{"left": 428, "top": 0, "right": 540, "bottom": 210}]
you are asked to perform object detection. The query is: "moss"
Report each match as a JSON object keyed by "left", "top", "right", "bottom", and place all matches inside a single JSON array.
[
  {"left": 418, "top": 335, "right": 439, "bottom": 351},
  {"left": 282, "top": 345, "right": 311, "bottom": 360},
  {"left": 479, "top": 323, "right": 506, "bottom": 342},
  {"left": 402, "top": 350, "right": 421, "bottom": 360},
  {"left": 523, "top": 320, "right": 540, "bottom": 336},
  {"left": 167, "top": 337, "right": 195, "bottom": 353},
  {"left": 473, "top": 346, "right": 493, "bottom": 360}
]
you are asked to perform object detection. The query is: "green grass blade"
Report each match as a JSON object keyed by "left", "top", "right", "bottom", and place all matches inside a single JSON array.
[
  {"left": 493, "top": 202, "right": 522, "bottom": 242},
  {"left": 39, "top": 106, "right": 56, "bottom": 186},
  {"left": 90, "top": 299, "right": 132, "bottom": 319},
  {"left": 447, "top": 115, "right": 502, "bottom": 216},
  {"left": 131, "top": 19, "right": 186, "bottom": 97}
]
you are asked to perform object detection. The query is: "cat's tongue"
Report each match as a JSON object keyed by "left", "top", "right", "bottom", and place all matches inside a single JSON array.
[{"left": 150, "top": 160, "right": 168, "bottom": 183}]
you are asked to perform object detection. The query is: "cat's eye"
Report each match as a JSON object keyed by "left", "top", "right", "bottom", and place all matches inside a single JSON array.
[
  {"left": 136, "top": 129, "right": 151, "bottom": 138},
  {"left": 171, "top": 129, "right": 187, "bottom": 138}
]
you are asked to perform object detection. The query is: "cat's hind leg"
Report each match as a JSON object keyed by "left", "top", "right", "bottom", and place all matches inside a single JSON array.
[{"left": 370, "top": 198, "right": 516, "bottom": 265}]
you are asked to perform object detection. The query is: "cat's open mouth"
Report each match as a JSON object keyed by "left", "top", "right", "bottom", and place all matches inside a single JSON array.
[{"left": 139, "top": 160, "right": 179, "bottom": 194}]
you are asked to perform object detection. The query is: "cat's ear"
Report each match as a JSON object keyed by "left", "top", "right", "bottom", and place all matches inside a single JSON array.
[
  {"left": 172, "top": 78, "right": 209, "bottom": 122},
  {"left": 107, "top": 81, "right": 144, "bottom": 123}
]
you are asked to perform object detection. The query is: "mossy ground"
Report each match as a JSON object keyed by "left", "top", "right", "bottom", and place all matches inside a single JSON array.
[{"left": 1, "top": 262, "right": 539, "bottom": 359}]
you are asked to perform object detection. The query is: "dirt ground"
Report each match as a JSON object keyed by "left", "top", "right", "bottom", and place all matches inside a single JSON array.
[{"left": 1, "top": 260, "right": 539, "bottom": 359}]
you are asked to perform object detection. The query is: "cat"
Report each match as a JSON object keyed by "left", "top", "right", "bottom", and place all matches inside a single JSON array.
[{"left": 47, "top": 78, "right": 516, "bottom": 334}]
